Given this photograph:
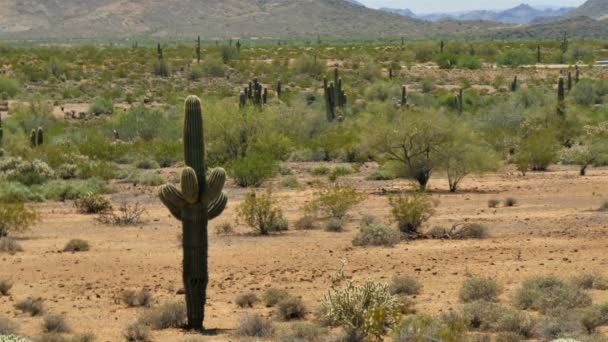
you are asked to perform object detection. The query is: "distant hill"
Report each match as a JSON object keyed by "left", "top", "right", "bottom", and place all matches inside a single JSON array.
[
  {"left": 567, "top": 0, "right": 608, "bottom": 19},
  {"left": 0, "top": 0, "right": 507, "bottom": 40},
  {"left": 381, "top": 3, "right": 574, "bottom": 24},
  {"left": 489, "top": 16, "right": 608, "bottom": 39}
]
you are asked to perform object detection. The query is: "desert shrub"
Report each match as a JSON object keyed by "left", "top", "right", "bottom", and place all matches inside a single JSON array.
[
  {"left": 516, "top": 129, "right": 560, "bottom": 171},
  {"left": 124, "top": 322, "right": 151, "bottom": 342},
  {"left": 429, "top": 223, "right": 488, "bottom": 240},
  {"left": 534, "top": 311, "right": 582, "bottom": 340},
  {"left": 293, "top": 55, "right": 325, "bottom": 76},
  {"left": 580, "top": 304, "right": 608, "bottom": 333},
  {"left": 63, "top": 239, "right": 90, "bottom": 252},
  {"left": 495, "top": 310, "right": 536, "bottom": 338},
  {"left": 324, "top": 218, "right": 345, "bottom": 232},
  {"left": 281, "top": 176, "right": 301, "bottom": 189},
  {"left": 488, "top": 199, "right": 500, "bottom": 208},
  {"left": 306, "top": 185, "right": 365, "bottom": 220},
  {"left": 329, "top": 166, "right": 354, "bottom": 181},
  {"left": 197, "top": 57, "right": 225, "bottom": 78},
  {"left": 462, "top": 300, "right": 505, "bottom": 331},
  {"left": 389, "top": 275, "right": 422, "bottom": 296},
  {"left": 0, "top": 279, "right": 13, "bottom": 296},
  {"left": 458, "top": 55, "right": 482, "bottom": 70},
  {"left": 229, "top": 153, "right": 276, "bottom": 187},
  {"left": 235, "top": 313, "right": 274, "bottom": 337},
  {"left": 153, "top": 60, "right": 170, "bottom": 77},
  {"left": 0, "top": 77, "right": 19, "bottom": 98},
  {"left": 135, "top": 160, "right": 160, "bottom": 170},
  {"left": 513, "top": 276, "right": 592, "bottom": 313},
  {"left": 571, "top": 273, "right": 608, "bottom": 290},
  {"left": 277, "top": 297, "right": 306, "bottom": 321},
  {"left": 237, "top": 187, "right": 288, "bottom": 235},
  {"left": 389, "top": 192, "right": 438, "bottom": 238},
  {"left": 263, "top": 288, "right": 290, "bottom": 307},
  {"left": 74, "top": 194, "right": 112, "bottom": 214},
  {"left": 498, "top": 49, "right": 533, "bottom": 67},
  {"left": 504, "top": 197, "right": 517, "bottom": 207},
  {"left": 89, "top": 97, "right": 113, "bottom": 116},
  {"left": 71, "top": 333, "right": 96, "bottom": 342},
  {"left": 15, "top": 297, "right": 44, "bottom": 316},
  {"left": 393, "top": 313, "right": 467, "bottom": 342},
  {"left": 41, "top": 179, "right": 111, "bottom": 201},
  {"left": 307, "top": 165, "right": 330, "bottom": 176},
  {"left": 435, "top": 53, "right": 458, "bottom": 69},
  {"left": 43, "top": 313, "right": 71, "bottom": 333},
  {"left": 0, "top": 316, "right": 18, "bottom": 335},
  {"left": 0, "top": 237, "right": 23, "bottom": 254},
  {"left": 236, "top": 292, "right": 259, "bottom": 308},
  {"left": 460, "top": 277, "right": 501, "bottom": 303},
  {"left": 0, "top": 157, "right": 55, "bottom": 186},
  {"left": 276, "top": 322, "right": 327, "bottom": 342},
  {"left": 0, "top": 182, "right": 44, "bottom": 202},
  {"left": 125, "top": 171, "right": 165, "bottom": 187},
  {"left": 295, "top": 215, "right": 316, "bottom": 230},
  {"left": 319, "top": 280, "right": 402, "bottom": 339},
  {"left": 97, "top": 201, "right": 145, "bottom": 226},
  {"left": 138, "top": 301, "right": 186, "bottom": 330},
  {"left": 214, "top": 222, "right": 233, "bottom": 235},
  {"left": 366, "top": 168, "right": 394, "bottom": 181},
  {"left": 352, "top": 224, "right": 400, "bottom": 247},
  {"left": 0, "top": 202, "right": 38, "bottom": 237},
  {"left": 121, "top": 289, "right": 153, "bottom": 308}
]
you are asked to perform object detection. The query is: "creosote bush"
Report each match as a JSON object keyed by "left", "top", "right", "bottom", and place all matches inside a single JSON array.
[
  {"left": 124, "top": 322, "right": 151, "bottom": 342},
  {"left": 235, "top": 313, "right": 274, "bottom": 337},
  {"left": 263, "top": 288, "right": 290, "bottom": 307},
  {"left": 571, "top": 273, "right": 608, "bottom": 290},
  {"left": 352, "top": 224, "right": 400, "bottom": 247},
  {"left": 459, "top": 277, "right": 501, "bottom": 303},
  {"left": 513, "top": 275, "right": 592, "bottom": 313},
  {"left": 63, "top": 239, "right": 90, "bottom": 252},
  {"left": 121, "top": 289, "right": 153, "bottom": 308},
  {"left": 137, "top": 301, "right": 186, "bottom": 330},
  {"left": 15, "top": 297, "right": 44, "bottom": 316},
  {"left": 229, "top": 153, "right": 276, "bottom": 187},
  {"left": 305, "top": 184, "right": 365, "bottom": 220},
  {"left": 389, "top": 192, "right": 438, "bottom": 238},
  {"left": 0, "top": 202, "right": 38, "bottom": 237},
  {"left": 236, "top": 292, "right": 259, "bottom": 308},
  {"left": 277, "top": 297, "right": 306, "bottom": 321},
  {"left": 237, "top": 187, "right": 288, "bottom": 235},
  {"left": 74, "top": 194, "right": 112, "bottom": 214},
  {"left": 389, "top": 275, "right": 422, "bottom": 296},
  {"left": 43, "top": 313, "right": 71, "bottom": 333},
  {"left": 393, "top": 313, "right": 467, "bottom": 342},
  {"left": 0, "top": 279, "right": 13, "bottom": 296}
]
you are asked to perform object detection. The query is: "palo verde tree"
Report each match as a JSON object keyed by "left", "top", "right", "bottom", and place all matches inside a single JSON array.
[
  {"left": 370, "top": 109, "right": 451, "bottom": 191},
  {"left": 159, "top": 95, "right": 228, "bottom": 329}
]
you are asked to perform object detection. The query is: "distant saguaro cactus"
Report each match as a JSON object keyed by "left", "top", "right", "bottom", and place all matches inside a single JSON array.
[
  {"left": 37, "top": 127, "right": 43, "bottom": 146},
  {"left": 277, "top": 79, "right": 282, "bottom": 99},
  {"left": 537, "top": 45, "right": 541, "bottom": 64},
  {"left": 401, "top": 85, "right": 408, "bottom": 107},
  {"left": 557, "top": 77, "right": 566, "bottom": 116},
  {"left": 567, "top": 72, "right": 572, "bottom": 91},
  {"left": 196, "top": 36, "right": 201, "bottom": 64},
  {"left": 323, "top": 68, "right": 347, "bottom": 121},
  {"left": 511, "top": 76, "right": 518, "bottom": 92},
  {"left": 30, "top": 129, "right": 36, "bottom": 148},
  {"left": 159, "top": 95, "right": 228, "bottom": 329}
]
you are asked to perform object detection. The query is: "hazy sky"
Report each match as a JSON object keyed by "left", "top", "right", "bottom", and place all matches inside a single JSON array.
[{"left": 361, "top": 0, "right": 587, "bottom": 13}]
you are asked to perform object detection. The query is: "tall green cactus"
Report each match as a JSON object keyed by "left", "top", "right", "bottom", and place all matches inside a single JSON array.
[
  {"left": 401, "top": 85, "right": 407, "bottom": 107},
  {"left": 159, "top": 95, "right": 228, "bottom": 329},
  {"left": 30, "top": 129, "right": 36, "bottom": 148},
  {"left": 557, "top": 77, "right": 566, "bottom": 116},
  {"left": 37, "top": 127, "right": 43, "bottom": 146},
  {"left": 196, "top": 36, "right": 201, "bottom": 64},
  {"left": 511, "top": 76, "right": 518, "bottom": 92}
]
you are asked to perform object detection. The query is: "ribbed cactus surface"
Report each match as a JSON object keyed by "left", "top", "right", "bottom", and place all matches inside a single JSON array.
[{"left": 159, "top": 95, "right": 228, "bottom": 329}]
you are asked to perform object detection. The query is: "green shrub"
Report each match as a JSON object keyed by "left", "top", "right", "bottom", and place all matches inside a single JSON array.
[
  {"left": 293, "top": 55, "right": 325, "bottom": 76},
  {"left": 236, "top": 292, "right": 259, "bottom": 308},
  {"left": 0, "top": 316, "right": 19, "bottom": 335},
  {"left": 263, "top": 288, "right": 290, "bottom": 307},
  {"left": 324, "top": 218, "right": 345, "bottom": 232},
  {"left": 0, "top": 279, "right": 13, "bottom": 296},
  {"left": 281, "top": 176, "right": 301, "bottom": 189},
  {"left": 89, "top": 97, "right": 114, "bottom": 116},
  {"left": 352, "top": 224, "right": 400, "bottom": 247},
  {"left": 306, "top": 185, "right": 365, "bottom": 220},
  {"left": 230, "top": 153, "right": 276, "bottom": 187},
  {"left": 319, "top": 280, "right": 402, "bottom": 339},
  {"left": 366, "top": 168, "right": 395, "bottom": 181},
  {"left": 237, "top": 187, "right": 288, "bottom": 235},
  {"left": 571, "top": 273, "right": 608, "bottom": 290},
  {"left": 138, "top": 301, "right": 186, "bottom": 330},
  {"left": 41, "top": 179, "right": 111, "bottom": 201},
  {"left": 63, "top": 239, "right": 90, "bottom": 252},
  {"left": 0, "top": 77, "right": 19, "bottom": 98},
  {"left": 235, "top": 313, "right": 273, "bottom": 337},
  {"left": 0, "top": 182, "right": 43, "bottom": 203},
  {"left": 498, "top": 49, "right": 533, "bottom": 67},
  {"left": 276, "top": 322, "right": 327, "bottom": 342},
  {"left": 0, "top": 157, "right": 55, "bottom": 186},
  {"left": 136, "top": 160, "right": 160, "bottom": 170},
  {"left": 307, "top": 165, "right": 330, "bottom": 175},
  {"left": 389, "top": 192, "right": 438, "bottom": 238},
  {"left": 458, "top": 55, "right": 482, "bottom": 70},
  {"left": 0, "top": 202, "right": 38, "bottom": 237},
  {"left": 389, "top": 275, "right": 422, "bottom": 296},
  {"left": 460, "top": 277, "right": 501, "bottom": 303},
  {"left": 513, "top": 276, "right": 592, "bottom": 313},
  {"left": 393, "top": 313, "right": 467, "bottom": 342},
  {"left": 124, "top": 322, "right": 151, "bottom": 342},
  {"left": 277, "top": 297, "right": 306, "bottom": 321}
]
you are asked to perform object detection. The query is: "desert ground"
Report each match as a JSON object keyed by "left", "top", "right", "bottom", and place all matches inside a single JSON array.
[{"left": 3, "top": 162, "right": 608, "bottom": 341}]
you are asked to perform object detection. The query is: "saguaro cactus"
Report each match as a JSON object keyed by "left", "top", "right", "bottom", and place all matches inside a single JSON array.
[
  {"left": 557, "top": 77, "right": 566, "bottom": 116},
  {"left": 277, "top": 80, "right": 282, "bottom": 99},
  {"left": 401, "top": 85, "right": 408, "bottom": 107},
  {"left": 37, "top": 127, "right": 43, "bottom": 146},
  {"left": 567, "top": 72, "right": 572, "bottom": 91},
  {"left": 30, "top": 129, "right": 36, "bottom": 148},
  {"left": 196, "top": 36, "right": 201, "bottom": 64},
  {"left": 537, "top": 45, "right": 541, "bottom": 64},
  {"left": 159, "top": 95, "right": 228, "bottom": 329},
  {"left": 575, "top": 66, "right": 580, "bottom": 83},
  {"left": 511, "top": 76, "right": 518, "bottom": 92}
]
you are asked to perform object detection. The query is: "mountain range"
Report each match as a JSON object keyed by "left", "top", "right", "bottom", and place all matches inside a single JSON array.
[
  {"left": 380, "top": 3, "right": 574, "bottom": 24},
  {"left": 0, "top": 0, "right": 606, "bottom": 40}
]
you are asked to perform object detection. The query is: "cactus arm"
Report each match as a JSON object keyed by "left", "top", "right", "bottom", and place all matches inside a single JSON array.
[
  {"left": 207, "top": 192, "right": 228, "bottom": 221},
  {"left": 184, "top": 96, "right": 207, "bottom": 198},
  {"left": 159, "top": 184, "right": 186, "bottom": 220},
  {"left": 181, "top": 167, "right": 199, "bottom": 204},
  {"left": 202, "top": 168, "right": 226, "bottom": 204}
]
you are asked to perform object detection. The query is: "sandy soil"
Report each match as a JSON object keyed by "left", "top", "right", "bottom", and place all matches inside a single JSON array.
[{"left": 3, "top": 163, "right": 608, "bottom": 341}]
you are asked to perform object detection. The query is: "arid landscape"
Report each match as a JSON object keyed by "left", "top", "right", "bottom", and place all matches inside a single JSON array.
[{"left": 2, "top": 0, "right": 608, "bottom": 341}]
